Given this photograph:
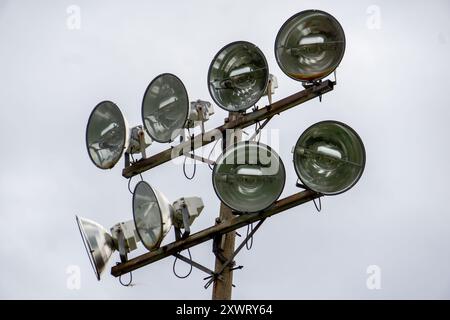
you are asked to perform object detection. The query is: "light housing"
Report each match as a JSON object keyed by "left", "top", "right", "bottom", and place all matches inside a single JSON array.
[
  {"left": 142, "top": 73, "right": 189, "bottom": 143},
  {"left": 208, "top": 41, "right": 269, "bottom": 112},
  {"left": 293, "top": 120, "right": 365, "bottom": 195},
  {"left": 86, "top": 101, "right": 129, "bottom": 169},
  {"left": 76, "top": 216, "right": 114, "bottom": 280},
  {"left": 172, "top": 197, "right": 204, "bottom": 229},
  {"left": 275, "top": 10, "right": 346, "bottom": 82},
  {"left": 76, "top": 216, "right": 139, "bottom": 280},
  {"left": 212, "top": 141, "right": 286, "bottom": 213},
  {"left": 132, "top": 181, "right": 174, "bottom": 250}
]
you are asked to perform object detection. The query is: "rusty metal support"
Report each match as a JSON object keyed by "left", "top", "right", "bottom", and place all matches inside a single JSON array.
[{"left": 122, "top": 80, "right": 334, "bottom": 178}]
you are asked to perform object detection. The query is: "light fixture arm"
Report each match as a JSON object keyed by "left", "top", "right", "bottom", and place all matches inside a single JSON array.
[
  {"left": 122, "top": 80, "right": 335, "bottom": 178},
  {"left": 205, "top": 218, "right": 265, "bottom": 289},
  {"left": 111, "top": 189, "right": 320, "bottom": 277}
]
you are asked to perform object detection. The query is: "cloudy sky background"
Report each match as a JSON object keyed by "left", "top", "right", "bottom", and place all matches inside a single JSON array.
[{"left": 0, "top": 0, "right": 449, "bottom": 299}]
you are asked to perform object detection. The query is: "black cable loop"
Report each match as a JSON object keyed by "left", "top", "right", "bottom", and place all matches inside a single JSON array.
[
  {"left": 127, "top": 176, "right": 134, "bottom": 194},
  {"left": 313, "top": 197, "right": 322, "bottom": 212},
  {"left": 127, "top": 171, "right": 144, "bottom": 195},
  {"left": 173, "top": 249, "right": 193, "bottom": 279},
  {"left": 245, "top": 223, "right": 254, "bottom": 250},
  {"left": 119, "top": 272, "right": 133, "bottom": 286},
  {"left": 183, "top": 129, "right": 196, "bottom": 180}
]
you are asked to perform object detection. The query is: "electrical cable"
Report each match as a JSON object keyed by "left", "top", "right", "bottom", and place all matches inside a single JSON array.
[
  {"left": 127, "top": 157, "right": 144, "bottom": 194},
  {"left": 119, "top": 272, "right": 133, "bottom": 286},
  {"left": 183, "top": 129, "right": 196, "bottom": 180},
  {"left": 172, "top": 249, "right": 193, "bottom": 279},
  {"left": 127, "top": 176, "right": 134, "bottom": 194},
  {"left": 313, "top": 197, "right": 322, "bottom": 212},
  {"left": 130, "top": 154, "right": 144, "bottom": 181}
]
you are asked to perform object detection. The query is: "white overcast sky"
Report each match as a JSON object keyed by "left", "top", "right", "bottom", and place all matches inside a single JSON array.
[{"left": 1, "top": 0, "right": 450, "bottom": 299}]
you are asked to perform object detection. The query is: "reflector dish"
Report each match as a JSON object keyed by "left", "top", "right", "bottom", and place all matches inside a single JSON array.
[
  {"left": 212, "top": 141, "right": 285, "bottom": 213},
  {"left": 76, "top": 215, "right": 115, "bottom": 280},
  {"left": 208, "top": 41, "right": 269, "bottom": 112},
  {"left": 132, "top": 181, "right": 173, "bottom": 250},
  {"left": 275, "top": 10, "right": 345, "bottom": 82},
  {"left": 142, "top": 73, "right": 189, "bottom": 143},
  {"left": 293, "top": 120, "right": 365, "bottom": 195},
  {"left": 86, "top": 101, "right": 128, "bottom": 169}
]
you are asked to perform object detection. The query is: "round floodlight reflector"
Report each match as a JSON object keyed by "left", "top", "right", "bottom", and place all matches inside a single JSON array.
[
  {"left": 76, "top": 215, "right": 115, "bottom": 281},
  {"left": 293, "top": 121, "right": 365, "bottom": 195},
  {"left": 142, "top": 73, "right": 189, "bottom": 143},
  {"left": 275, "top": 10, "right": 346, "bottom": 82},
  {"left": 86, "top": 101, "right": 128, "bottom": 169},
  {"left": 132, "top": 181, "right": 173, "bottom": 251},
  {"left": 212, "top": 141, "right": 285, "bottom": 213},
  {"left": 208, "top": 41, "right": 269, "bottom": 112}
]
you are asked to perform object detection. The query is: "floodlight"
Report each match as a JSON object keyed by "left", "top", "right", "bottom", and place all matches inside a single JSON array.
[
  {"left": 86, "top": 101, "right": 152, "bottom": 169},
  {"left": 293, "top": 120, "right": 365, "bottom": 195},
  {"left": 76, "top": 216, "right": 139, "bottom": 280},
  {"left": 208, "top": 41, "right": 269, "bottom": 112},
  {"left": 126, "top": 125, "right": 152, "bottom": 159},
  {"left": 274, "top": 10, "right": 346, "bottom": 82},
  {"left": 142, "top": 73, "right": 189, "bottom": 143},
  {"left": 186, "top": 100, "right": 215, "bottom": 134},
  {"left": 86, "top": 101, "right": 129, "bottom": 169},
  {"left": 212, "top": 141, "right": 286, "bottom": 213},
  {"left": 132, "top": 181, "right": 174, "bottom": 250},
  {"left": 133, "top": 181, "right": 206, "bottom": 245}
]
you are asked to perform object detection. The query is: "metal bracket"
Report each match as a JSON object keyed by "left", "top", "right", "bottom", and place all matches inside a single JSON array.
[
  {"left": 185, "top": 152, "right": 216, "bottom": 166},
  {"left": 205, "top": 218, "right": 266, "bottom": 289},
  {"left": 117, "top": 228, "right": 128, "bottom": 263},
  {"left": 138, "top": 129, "right": 147, "bottom": 159},
  {"left": 173, "top": 204, "right": 192, "bottom": 240},
  {"left": 124, "top": 152, "right": 130, "bottom": 168},
  {"left": 181, "top": 205, "right": 190, "bottom": 238},
  {"left": 295, "top": 180, "right": 308, "bottom": 190},
  {"left": 212, "top": 233, "right": 227, "bottom": 263},
  {"left": 197, "top": 104, "right": 206, "bottom": 135},
  {"left": 218, "top": 218, "right": 265, "bottom": 275},
  {"left": 248, "top": 116, "right": 273, "bottom": 141},
  {"left": 172, "top": 253, "right": 218, "bottom": 278},
  {"left": 267, "top": 78, "right": 273, "bottom": 105}
]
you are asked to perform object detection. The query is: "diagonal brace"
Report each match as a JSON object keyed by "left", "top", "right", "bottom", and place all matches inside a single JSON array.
[
  {"left": 173, "top": 253, "right": 221, "bottom": 280},
  {"left": 204, "top": 218, "right": 266, "bottom": 288}
]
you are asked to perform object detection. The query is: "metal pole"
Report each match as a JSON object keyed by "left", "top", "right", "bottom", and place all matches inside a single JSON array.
[{"left": 212, "top": 112, "right": 242, "bottom": 300}]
